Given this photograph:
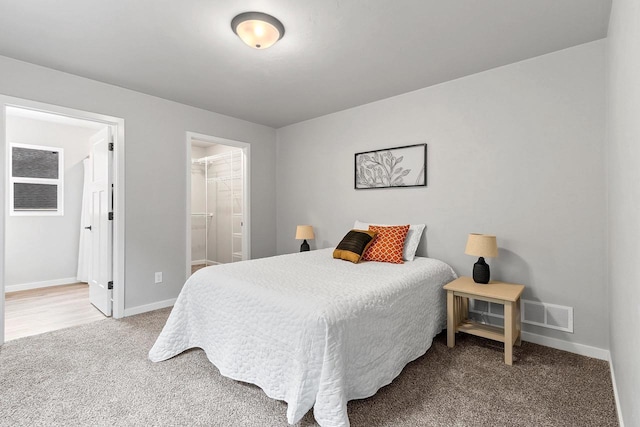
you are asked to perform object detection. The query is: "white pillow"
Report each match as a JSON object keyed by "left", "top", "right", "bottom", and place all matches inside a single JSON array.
[{"left": 353, "top": 220, "right": 426, "bottom": 262}]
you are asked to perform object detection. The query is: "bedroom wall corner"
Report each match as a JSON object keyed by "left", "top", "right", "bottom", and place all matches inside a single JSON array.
[
  {"left": 606, "top": 0, "right": 640, "bottom": 425},
  {"left": 275, "top": 40, "right": 608, "bottom": 353}
]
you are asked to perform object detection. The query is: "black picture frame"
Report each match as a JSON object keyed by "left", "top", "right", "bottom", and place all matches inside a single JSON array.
[{"left": 354, "top": 143, "right": 427, "bottom": 189}]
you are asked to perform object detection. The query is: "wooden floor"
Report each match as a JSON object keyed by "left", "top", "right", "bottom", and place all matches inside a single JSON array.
[
  {"left": 191, "top": 264, "right": 207, "bottom": 274},
  {"left": 4, "top": 283, "right": 107, "bottom": 341}
]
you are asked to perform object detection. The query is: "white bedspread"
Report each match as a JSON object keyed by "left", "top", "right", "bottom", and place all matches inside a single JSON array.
[{"left": 149, "top": 248, "right": 457, "bottom": 427}]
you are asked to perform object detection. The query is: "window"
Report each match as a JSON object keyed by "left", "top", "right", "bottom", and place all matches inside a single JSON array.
[{"left": 9, "top": 143, "right": 64, "bottom": 216}]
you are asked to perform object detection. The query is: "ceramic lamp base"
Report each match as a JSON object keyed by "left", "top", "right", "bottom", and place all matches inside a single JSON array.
[
  {"left": 472, "top": 257, "right": 490, "bottom": 284},
  {"left": 300, "top": 240, "right": 310, "bottom": 252}
]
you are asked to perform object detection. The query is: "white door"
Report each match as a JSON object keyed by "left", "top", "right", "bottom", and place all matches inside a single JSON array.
[{"left": 88, "top": 127, "right": 113, "bottom": 316}]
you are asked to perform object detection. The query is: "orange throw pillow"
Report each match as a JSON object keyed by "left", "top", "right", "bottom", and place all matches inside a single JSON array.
[{"left": 362, "top": 224, "right": 410, "bottom": 264}]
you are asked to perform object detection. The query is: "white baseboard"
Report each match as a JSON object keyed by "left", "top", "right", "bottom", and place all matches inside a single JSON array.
[
  {"left": 608, "top": 357, "right": 625, "bottom": 427},
  {"left": 123, "top": 298, "right": 176, "bottom": 317},
  {"left": 524, "top": 331, "right": 622, "bottom": 424},
  {"left": 521, "top": 331, "right": 609, "bottom": 361},
  {"left": 5, "top": 277, "right": 80, "bottom": 293}
]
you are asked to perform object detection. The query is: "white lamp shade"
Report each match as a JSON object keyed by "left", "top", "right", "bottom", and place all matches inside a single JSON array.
[
  {"left": 464, "top": 233, "right": 498, "bottom": 258},
  {"left": 295, "top": 225, "right": 315, "bottom": 240}
]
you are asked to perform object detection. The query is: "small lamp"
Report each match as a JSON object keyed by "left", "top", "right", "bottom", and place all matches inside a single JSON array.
[
  {"left": 465, "top": 233, "right": 498, "bottom": 284},
  {"left": 296, "top": 225, "right": 315, "bottom": 252}
]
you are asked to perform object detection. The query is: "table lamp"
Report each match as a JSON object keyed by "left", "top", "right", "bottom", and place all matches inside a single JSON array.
[
  {"left": 296, "top": 225, "right": 315, "bottom": 252},
  {"left": 465, "top": 233, "right": 498, "bottom": 284}
]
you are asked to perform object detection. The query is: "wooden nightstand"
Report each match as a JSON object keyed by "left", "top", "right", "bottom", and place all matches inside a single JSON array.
[{"left": 444, "top": 276, "right": 525, "bottom": 365}]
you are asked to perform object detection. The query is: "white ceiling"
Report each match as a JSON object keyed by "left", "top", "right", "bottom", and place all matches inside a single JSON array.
[{"left": 0, "top": 0, "right": 611, "bottom": 128}]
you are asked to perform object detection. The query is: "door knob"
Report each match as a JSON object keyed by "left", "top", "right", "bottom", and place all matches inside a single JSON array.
[{"left": 84, "top": 226, "right": 92, "bottom": 230}]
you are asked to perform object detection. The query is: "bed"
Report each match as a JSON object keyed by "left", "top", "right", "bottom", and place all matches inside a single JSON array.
[{"left": 149, "top": 248, "right": 457, "bottom": 427}]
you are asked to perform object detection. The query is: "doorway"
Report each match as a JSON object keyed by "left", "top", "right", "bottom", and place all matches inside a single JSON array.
[
  {"left": 186, "top": 132, "right": 250, "bottom": 278},
  {"left": 0, "top": 97, "right": 125, "bottom": 345}
]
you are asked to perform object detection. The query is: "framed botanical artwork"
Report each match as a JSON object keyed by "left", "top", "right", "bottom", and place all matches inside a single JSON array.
[{"left": 354, "top": 143, "right": 426, "bottom": 189}]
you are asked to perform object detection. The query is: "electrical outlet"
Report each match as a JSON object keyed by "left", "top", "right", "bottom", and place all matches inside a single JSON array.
[{"left": 155, "top": 272, "right": 163, "bottom": 284}]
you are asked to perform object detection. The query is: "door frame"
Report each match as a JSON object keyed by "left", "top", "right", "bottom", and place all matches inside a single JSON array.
[
  {"left": 185, "top": 131, "right": 251, "bottom": 278},
  {"left": 0, "top": 96, "right": 126, "bottom": 345}
]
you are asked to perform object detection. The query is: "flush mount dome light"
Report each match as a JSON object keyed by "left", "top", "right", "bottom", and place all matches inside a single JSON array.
[{"left": 231, "top": 11, "right": 285, "bottom": 49}]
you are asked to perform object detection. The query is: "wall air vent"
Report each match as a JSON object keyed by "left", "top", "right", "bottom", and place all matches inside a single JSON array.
[{"left": 469, "top": 299, "right": 573, "bottom": 333}]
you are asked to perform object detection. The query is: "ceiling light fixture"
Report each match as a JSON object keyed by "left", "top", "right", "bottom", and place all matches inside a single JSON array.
[{"left": 231, "top": 11, "right": 285, "bottom": 49}]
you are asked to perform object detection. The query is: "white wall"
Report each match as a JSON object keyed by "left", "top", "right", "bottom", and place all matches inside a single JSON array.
[
  {"left": 276, "top": 41, "right": 607, "bottom": 349},
  {"left": 0, "top": 55, "right": 277, "bottom": 312},
  {"left": 5, "top": 116, "right": 96, "bottom": 287},
  {"left": 607, "top": 0, "right": 640, "bottom": 424}
]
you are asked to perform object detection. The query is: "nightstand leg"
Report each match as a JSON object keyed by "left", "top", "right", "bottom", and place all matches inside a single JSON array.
[
  {"left": 515, "top": 298, "right": 522, "bottom": 346},
  {"left": 447, "top": 291, "right": 455, "bottom": 348},
  {"left": 504, "top": 301, "right": 514, "bottom": 365}
]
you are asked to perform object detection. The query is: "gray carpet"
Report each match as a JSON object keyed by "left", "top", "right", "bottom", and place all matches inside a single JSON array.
[{"left": 0, "top": 308, "right": 618, "bottom": 426}]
